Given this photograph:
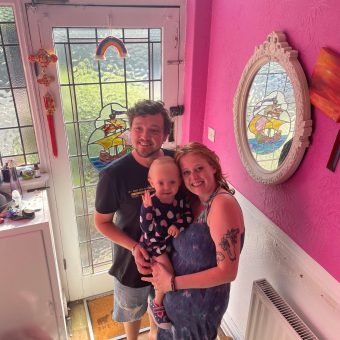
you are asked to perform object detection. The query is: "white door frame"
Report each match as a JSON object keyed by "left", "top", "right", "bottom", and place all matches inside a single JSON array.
[{"left": 21, "top": 0, "right": 185, "bottom": 301}]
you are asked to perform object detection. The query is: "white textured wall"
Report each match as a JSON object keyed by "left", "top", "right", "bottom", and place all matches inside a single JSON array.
[{"left": 222, "top": 191, "right": 340, "bottom": 340}]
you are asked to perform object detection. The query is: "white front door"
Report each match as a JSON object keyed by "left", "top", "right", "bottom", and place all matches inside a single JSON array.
[{"left": 26, "top": 3, "right": 183, "bottom": 301}]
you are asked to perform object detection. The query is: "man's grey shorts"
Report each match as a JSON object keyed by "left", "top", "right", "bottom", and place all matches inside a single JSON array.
[{"left": 113, "top": 277, "right": 153, "bottom": 322}]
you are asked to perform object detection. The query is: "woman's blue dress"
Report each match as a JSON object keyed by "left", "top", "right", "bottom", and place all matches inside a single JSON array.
[{"left": 157, "top": 222, "right": 230, "bottom": 340}]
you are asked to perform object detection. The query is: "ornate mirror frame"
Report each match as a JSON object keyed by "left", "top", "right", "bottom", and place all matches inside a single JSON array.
[{"left": 234, "top": 31, "right": 312, "bottom": 184}]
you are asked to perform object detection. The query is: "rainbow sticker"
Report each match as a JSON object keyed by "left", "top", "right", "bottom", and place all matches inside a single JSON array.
[{"left": 95, "top": 36, "right": 128, "bottom": 60}]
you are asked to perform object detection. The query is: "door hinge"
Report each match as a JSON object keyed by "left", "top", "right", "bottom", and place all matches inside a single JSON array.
[
  {"left": 63, "top": 258, "right": 67, "bottom": 271},
  {"left": 167, "top": 59, "right": 184, "bottom": 65}
]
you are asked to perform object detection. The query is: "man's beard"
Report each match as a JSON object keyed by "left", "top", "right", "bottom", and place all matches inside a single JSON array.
[{"left": 134, "top": 147, "right": 161, "bottom": 159}]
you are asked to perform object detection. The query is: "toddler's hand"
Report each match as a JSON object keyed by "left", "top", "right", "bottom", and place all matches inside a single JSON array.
[
  {"left": 142, "top": 190, "right": 152, "bottom": 208},
  {"left": 168, "top": 225, "right": 180, "bottom": 238}
]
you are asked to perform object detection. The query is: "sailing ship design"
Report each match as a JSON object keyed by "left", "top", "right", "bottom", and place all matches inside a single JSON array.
[
  {"left": 87, "top": 103, "right": 132, "bottom": 170},
  {"left": 247, "top": 93, "right": 290, "bottom": 155}
]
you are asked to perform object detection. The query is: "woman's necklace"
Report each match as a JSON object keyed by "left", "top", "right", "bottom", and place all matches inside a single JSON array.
[{"left": 197, "top": 186, "right": 221, "bottom": 223}]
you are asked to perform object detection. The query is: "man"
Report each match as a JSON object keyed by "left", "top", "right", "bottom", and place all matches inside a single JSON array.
[{"left": 94, "top": 100, "right": 173, "bottom": 340}]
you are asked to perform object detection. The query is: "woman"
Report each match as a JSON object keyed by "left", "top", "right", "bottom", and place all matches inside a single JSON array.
[{"left": 142, "top": 142, "right": 245, "bottom": 339}]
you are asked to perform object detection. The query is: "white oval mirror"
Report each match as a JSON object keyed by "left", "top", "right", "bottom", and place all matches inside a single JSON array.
[{"left": 234, "top": 32, "right": 312, "bottom": 184}]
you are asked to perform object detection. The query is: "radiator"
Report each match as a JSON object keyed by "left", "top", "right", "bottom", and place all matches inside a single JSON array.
[{"left": 245, "top": 279, "right": 319, "bottom": 340}]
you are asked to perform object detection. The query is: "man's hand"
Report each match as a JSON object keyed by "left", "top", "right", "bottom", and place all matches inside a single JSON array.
[
  {"left": 141, "top": 190, "right": 152, "bottom": 208},
  {"left": 133, "top": 243, "right": 152, "bottom": 275},
  {"left": 168, "top": 225, "right": 180, "bottom": 238},
  {"left": 141, "top": 262, "right": 172, "bottom": 293}
]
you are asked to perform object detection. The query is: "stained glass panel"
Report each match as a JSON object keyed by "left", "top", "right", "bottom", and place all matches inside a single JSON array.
[
  {"left": 53, "top": 27, "right": 162, "bottom": 275},
  {"left": 246, "top": 62, "right": 295, "bottom": 171}
]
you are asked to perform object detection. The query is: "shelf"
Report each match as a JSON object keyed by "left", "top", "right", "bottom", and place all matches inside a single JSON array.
[{"left": 0, "top": 173, "right": 49, "bottom": 195}]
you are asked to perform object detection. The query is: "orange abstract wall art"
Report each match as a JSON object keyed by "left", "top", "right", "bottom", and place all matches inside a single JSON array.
[{"left": 310, "top": 48, "right": 340, "bottom": 123}]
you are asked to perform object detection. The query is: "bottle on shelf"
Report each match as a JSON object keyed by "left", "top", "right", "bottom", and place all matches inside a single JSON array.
[
  {"left": 34, "top": 163, "right": 41, "bottom": 178},
  {"left": 1, "top": 162, "right": 11, "bottom": 183},
  {"left": 11, "top": 189, "right": 22, "bottom": 209},
  {"left": 8, "top": 160, "right": 23, "bottom": 196}
]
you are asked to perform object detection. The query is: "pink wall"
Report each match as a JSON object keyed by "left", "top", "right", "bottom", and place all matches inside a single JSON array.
[
  {"left": 181, "top": 0, "right": 212, "bottom": 143},
  {"left": 184, "top": 0, "right": 340, "bottom": 281}
]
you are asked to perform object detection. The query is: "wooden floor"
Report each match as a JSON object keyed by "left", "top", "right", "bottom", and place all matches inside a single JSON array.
[{"left": 66, "top": 299, "right": 233, "bottom": 340}]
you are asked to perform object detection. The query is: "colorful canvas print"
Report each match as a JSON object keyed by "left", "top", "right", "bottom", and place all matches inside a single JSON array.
[{"left": 310, "top": 48, "right": 340, "bottom": 123}]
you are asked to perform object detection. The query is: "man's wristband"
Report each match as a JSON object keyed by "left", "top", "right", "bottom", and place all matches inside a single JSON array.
[
  {"left": 170, "top": 275, "right": 177, "bottom": 292},
  {"left": 131, "top": 243, "right": 139, "bottom": 256}
]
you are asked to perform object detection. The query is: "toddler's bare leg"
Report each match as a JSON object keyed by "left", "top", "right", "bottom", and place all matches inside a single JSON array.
[{"left": 153, "top": 253, "right": 173, "bottom": 306}]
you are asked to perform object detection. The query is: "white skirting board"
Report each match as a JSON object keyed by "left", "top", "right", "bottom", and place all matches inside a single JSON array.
[
  {"left": 221, "top": 191, "right": 340, "bottom": 340},
  {"left": 221, "top": 314, "right": 243, "bottom": 340}
]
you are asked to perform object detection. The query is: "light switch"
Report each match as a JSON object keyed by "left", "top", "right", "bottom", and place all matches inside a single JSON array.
[{"left": 208, "top": 127, "right": 215, "bottom": 142}]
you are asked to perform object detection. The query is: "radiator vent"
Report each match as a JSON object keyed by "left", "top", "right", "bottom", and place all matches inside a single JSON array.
[{"left": 245, "top": 279, "right": 319, "bottom": 340}]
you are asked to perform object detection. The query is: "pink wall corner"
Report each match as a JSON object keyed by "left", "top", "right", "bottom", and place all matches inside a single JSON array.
[
  {"left": 185, "top": 0, "right": 340, "bottom": 280},
  {"left": 181, "top": 0, "right": 212, "bottom": 144}
]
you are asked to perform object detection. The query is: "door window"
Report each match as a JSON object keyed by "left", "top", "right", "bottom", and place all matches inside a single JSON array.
[
  {"left": 0, "top": 6, "right": 39, "bottom": 166},
  {"left": 54, "top": 26, "right": 163, "bottom": 275}
]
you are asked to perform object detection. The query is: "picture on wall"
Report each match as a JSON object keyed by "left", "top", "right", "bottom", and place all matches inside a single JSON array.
[
  {"left": 245, "top": 62, "right": 295, "bottom": 172},
  {"left": 310, "top": 47, "right": 340, "bottom": 123}
]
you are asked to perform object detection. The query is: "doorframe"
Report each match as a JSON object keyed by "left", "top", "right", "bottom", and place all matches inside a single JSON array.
[{"left": 11, "top": 0, "right": 186, "bottom": 301}]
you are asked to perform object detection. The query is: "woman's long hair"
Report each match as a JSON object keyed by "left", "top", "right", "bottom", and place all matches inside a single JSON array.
[{"left": 175, "top": 142, "right": 235, "bottom": 195}]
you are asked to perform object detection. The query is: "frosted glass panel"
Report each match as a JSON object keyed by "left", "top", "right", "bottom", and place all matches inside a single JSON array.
[
  {"left": 60, "top": 86, "right": 73, "bottom": 122},
  {"left": 66, "top": 123, "right": 79, "bottom": 157},
  {"left": 70, "top": 156, "right": 82, "bottom": 187},
  {"left": 13, "top": 88, "right": 33, "bottom": 126},
  {"left": 0, "top": 128, "right": 23, "bottom": 156},
  {"left": 55, "top": 44, "right": 70, "bottom": 85},
  {"left": 21, "top": 127, "right": 38, "bottom": 153},
  {"left": 150, "top": 29, "right": 161, "bottom": 42},
  {"left": 97, "top": 28, "right": 122, "bottom": 39},
  {"left": 75, "top": 84, "right": 101, "bottom": 120},
  {"left": 83, "top": 156, "right": 98, "bottom": 186},
  {"left": 0, "top": 47, "right": 10, "bottom": 88},
  {"left": 69, "top": 28, "right": 95, "bottom": 41},
  {"left": 127, "top": 82, "right": 149, "bottom": 105},
  {"left": 125, "top": 28, "right": 148, "bottom": 39},
  {"left": 92, "top": 238, "right": 112, "bottom": 265},
  {"left": 1, "top": 23, "right": 18, "bottom": 44},
  {"left": 152, "top": 43, "right": 161, "bottom": 80},
  {"left": 100, "top": 50, "right": 125, "bottom": 82},
  {"left": 125, "top": 43, "right": 149, "bottom": 81},
  {"left": 53, "top": 27, "right": 67, "bottom": 43},
  {"left": 72, "top": 44, "right": 99, "bottom": 84},
  {"left": 0, "top": 7, "right": 14, "bottom": 21},
  {"left": 5, "top": 46, "right": 25, "bottom": 87},
  {"left": 79, "top": 121, "right": 96, "bottom": 155},
  {"left": 0, "top": 89, "right": 16, "bottom": 127},
  {"left": 102, "top": 83, "right": 126, "bottom": 107}
]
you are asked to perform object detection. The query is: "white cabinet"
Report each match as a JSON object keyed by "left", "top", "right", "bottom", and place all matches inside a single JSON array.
[{"left": 0, "top": 191, "right": 67, "bottom": 340}]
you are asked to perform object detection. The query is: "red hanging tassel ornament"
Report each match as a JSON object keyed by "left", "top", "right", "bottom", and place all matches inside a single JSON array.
[{"left": 43, "top": 92, "right": 58, "bottom": 157}]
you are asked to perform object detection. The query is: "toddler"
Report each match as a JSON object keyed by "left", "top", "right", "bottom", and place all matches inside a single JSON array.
[{"left": 139, "top": 156, "right": 192, "bottom": 329}]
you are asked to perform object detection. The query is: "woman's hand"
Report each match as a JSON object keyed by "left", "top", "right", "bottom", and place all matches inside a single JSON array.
[
  {"left": 168, "top": 225, "right": 180, "bottom": 238},
  {"left": 142, "top": 262, "right": 173, "bottom": 293},
  {"left": 133, "top": 243, "right": 152, "bottom": 275},
  {"left": 142, "top": 190, "right": 152, "bottom": 208}
]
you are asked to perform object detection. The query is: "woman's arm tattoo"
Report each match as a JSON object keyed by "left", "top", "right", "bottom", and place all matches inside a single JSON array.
[
  {"left": 216, "top": 251, "right": 225, "bottom": 264},
  {"left": 218, "top": 228, "right": 240, "bottom": 262}
]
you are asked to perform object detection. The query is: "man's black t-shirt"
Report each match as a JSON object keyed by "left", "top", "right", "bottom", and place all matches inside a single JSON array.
[{"left": 95, "top": 149, "right": 174, "bottom": 288}]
